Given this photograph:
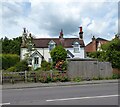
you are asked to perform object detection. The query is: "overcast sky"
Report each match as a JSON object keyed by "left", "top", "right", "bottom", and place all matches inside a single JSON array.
[{"left": 0, "top": 0, "right": 119, "bottom": 44}]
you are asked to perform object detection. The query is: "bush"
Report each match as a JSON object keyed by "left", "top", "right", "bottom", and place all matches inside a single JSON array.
[
  {"left": 39, "top": 72, "right": 51, "bottom": 83},
  {"left": 50, "top": 45, "right": 67, "bottom": 67},
  {"left": 6, "top": 66, "right": 16, "bottom": 72},
  {"left": 1, "top": 54, "right": 20, "bottom": 70},
  {"left": 112, "top": 73, "right": 120, "bottom": 79},
  {"left": 59, "top": 73, "right": 69, "bottom": 82},
  {"left": 15, "top": 60, "right": 29, "bottom": 72},
  {"left": 55, "top": 60, "right": 67, "bottom": 71},
  {"left": 72, "top": 77, "right": 82, "bottom": 82},
  {"left": 34, "top": 67, "right": 41, "bottom": 71},
  {"left": 41, "top": 60, "right": 51, "bottom": 71},
  {"left": 37, "top": 71, "right": 69, "bottom": 83},
  {"left": 88, "top": 38, "right": 120, "bottom": 69}
]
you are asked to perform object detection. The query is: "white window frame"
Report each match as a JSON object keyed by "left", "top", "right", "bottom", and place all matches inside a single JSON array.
[
  {"left": 49, "top": 44, "right": 55, "bottom": 51},
  {"left": 48, "top": 40, "right": 56, "bottom": 51},
  {"left": 34, "top": 57, "right": 39, "bottom": 65},
  {"left": 73, "top": 42, "right": 80, "bottom": 53}
]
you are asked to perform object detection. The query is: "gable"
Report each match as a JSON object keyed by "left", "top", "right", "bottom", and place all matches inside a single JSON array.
[
  {"left": 30, "top": 50, "right": 43, "bottom": 59},
  {"left": 48, "top": 40, "right": 56, "bottom": 45}
]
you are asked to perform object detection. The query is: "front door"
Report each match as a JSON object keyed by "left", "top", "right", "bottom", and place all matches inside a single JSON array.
[{"left": 34, "top": 57, "right": 39, "bottom": 70}]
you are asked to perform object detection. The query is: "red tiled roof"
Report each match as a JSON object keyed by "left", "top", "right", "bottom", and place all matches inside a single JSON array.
[{"left": 32, "top": 38, "right": 85, "bottom": 48}]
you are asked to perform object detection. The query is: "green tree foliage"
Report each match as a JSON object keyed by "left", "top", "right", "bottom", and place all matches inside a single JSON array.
[
  {"left": 88, "top": 38, "right": 120, "bottom": 69},
  {"left": 101, "top": 38, "right": 120, "bottom": 51},
  {"left": 1, "top": 54, "right": 20, "bottom": 70},
  {"left": 50, "top": 45, "right": 67, "bottom": 67},
  {"left": 41, "top": 60, "right": 51, "bottom": 71},
  {"left": 7, "top": 66, "right": 16, "bottom": 72},
  {"left": 1, "top": 36, "right": 22, "bottom": 55}
]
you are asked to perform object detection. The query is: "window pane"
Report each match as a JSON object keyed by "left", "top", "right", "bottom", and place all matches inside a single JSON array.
[
  {"left": 74, "top": 47, "right": 79, "bottom": 53},
  {"left": 74, "top": 44, "right": 79, "bottom": 53},
  {"left": 34, "top": 57, "right": 39, "bottom": 64},
  {"left": 49, "top": 44, "right": 54, "bottom": 51}
]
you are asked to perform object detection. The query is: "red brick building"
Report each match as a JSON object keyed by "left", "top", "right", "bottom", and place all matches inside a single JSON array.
[{"left": 85, "top": 36, "right": 109, "bottom": 53}]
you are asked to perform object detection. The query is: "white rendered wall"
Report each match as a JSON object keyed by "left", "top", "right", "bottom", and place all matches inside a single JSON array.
[
  {"left": 20, "top": 47, "right": 85, "bottom": 62},
  {"left": 20, "top": 48, "right": 28, "bottom": 60},
  {"left": 66, "top": 47, "right": 85, "bottom": 58},
  {"left": 35, "top": 48, "right": 51, "bottom": 62}
]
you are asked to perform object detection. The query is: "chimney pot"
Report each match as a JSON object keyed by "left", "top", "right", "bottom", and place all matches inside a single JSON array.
[
  {"left": 79, "top": 26, "right": 83, "bottom": 39},
  {"left": 80, "top": 27, "right": 82, "bottom": 32},
  {"left": 59, "top": 29, "right": 63, "bottom": 38},
  {"left": 23, "top": 28, "right": 26, "bottom": 33}
]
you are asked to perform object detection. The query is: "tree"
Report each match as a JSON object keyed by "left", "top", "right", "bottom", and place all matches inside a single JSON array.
[
  {"left": 101, "top": 38, "right": 120, "bottom": 51},
  {"left": 2, "top": 36, "right": 22, "bottom": 55},
  {"left": 88, "top": 38, "right": 120, "bottom": 69},
  {"left": 50, "top": 45, "right": 67, "bottom": 68}
]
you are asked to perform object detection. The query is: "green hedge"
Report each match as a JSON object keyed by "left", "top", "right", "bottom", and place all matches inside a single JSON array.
[
  {"left": 1, "top": 54, "right": 20, "bottom": 70},
  {"left": 6, "top": 60, "right": 29, "bottom": 72}
]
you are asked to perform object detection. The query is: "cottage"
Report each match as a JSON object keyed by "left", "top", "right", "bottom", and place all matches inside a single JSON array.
[{"left": 20, "top": 27, "right": 85, "bottom": 69}]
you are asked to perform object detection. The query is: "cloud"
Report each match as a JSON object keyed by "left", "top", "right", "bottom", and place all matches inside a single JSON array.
[{"left": 1, "top": 0, "right": 119, "bottom": 45}]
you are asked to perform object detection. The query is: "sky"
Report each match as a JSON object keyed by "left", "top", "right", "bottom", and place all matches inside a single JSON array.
[{"left": 0, "top": 0, "right": 119, "bottom": 45}]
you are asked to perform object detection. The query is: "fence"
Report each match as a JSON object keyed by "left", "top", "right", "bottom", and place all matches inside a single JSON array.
[
  {"left": 67, "top": 58, "right": 113, "bottom": 79},
  {"left": 1, "top": 71, "right": 68, "bottom": 84}
]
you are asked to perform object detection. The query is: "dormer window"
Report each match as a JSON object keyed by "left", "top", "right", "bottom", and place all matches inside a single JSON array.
[
  {"left": 48, "top": 40, "right": 56, "bottom": 51},
  {"left": 73, "top": 42, "right": 80, "bottom": 53}
]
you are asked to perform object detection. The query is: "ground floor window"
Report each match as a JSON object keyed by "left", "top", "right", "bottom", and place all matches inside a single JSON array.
[{"left": 34, "top": 57, "right": 39, "bottom": 64}]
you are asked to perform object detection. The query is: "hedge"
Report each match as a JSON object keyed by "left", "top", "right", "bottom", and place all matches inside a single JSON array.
[{"left": 1, "top": 54, "right": 20, "bottom": 70}]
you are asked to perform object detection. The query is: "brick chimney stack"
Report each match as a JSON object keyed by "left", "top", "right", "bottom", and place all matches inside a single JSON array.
[
  {"left": 59, "top": 29, "right": 64, "bottom": 46},
  {"left": 59, "top": 29, "right": 63, "bottom": 38},
  {"left": 23, "top": 28, "right": 26, "bottom": 33},
  {"left": 91, "top": 36, "right": 96, "bottom": 52},
  {"left": 79, "top": 26, "right": 83, "bottom": 40}
]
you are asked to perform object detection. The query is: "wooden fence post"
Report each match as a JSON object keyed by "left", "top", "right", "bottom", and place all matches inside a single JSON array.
[
  {"left": 25, "top": 71, "right": 27, "bottom": 82},
  {"left": 0, "top": 70, "right": 2, "bottom": 84}
]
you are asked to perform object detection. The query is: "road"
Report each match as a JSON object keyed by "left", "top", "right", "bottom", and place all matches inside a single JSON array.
[{"left": 2, "top": 83, "right": 119, "bottom": 105}]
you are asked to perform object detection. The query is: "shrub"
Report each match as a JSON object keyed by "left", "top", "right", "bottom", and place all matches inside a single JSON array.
[
  {"left": 72, "top": 77, "right": 82, "bottom": 82},
  {"left": 59, "top": 73, "right": 69, "bottom": 82},
  {"left": 15, "top": 60, "right": 29, "bottom": 72},
  {"left": 50, "top": 45, "right": 67, "bottom": 67},
  {"left": 34, "top": 67, "right": 41, "bottom": 71},
  {"left": 1, "top": 54, "right": 20, "bottom": 70},
  {"left": 39, "top": 72, "right": 51, "bottom": 83},
  {"left": 112, "top": 73, "right": 120, "bottom": 79},
  {"left": 6, "top": 66, "right": 16, "bottom": 72},
  {"left": 92, "top": 76, "right": 100, "bottom": 80},
  {"left": 41, "top": 60, "right": 51, "bottom": 71},
  {"left": 38, "top": 71, "right": 69, "bottom": 83},
  {"left": 55, "top": 60, "right": 67, "bottom": 71}
]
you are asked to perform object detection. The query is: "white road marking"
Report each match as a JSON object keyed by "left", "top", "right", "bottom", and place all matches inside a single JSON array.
[
  {"left": 0, "top": 102, "right": 10, "bottom": 105},
  {"left": 46, "top": 94, "right": 119, "bottom": 102}
]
